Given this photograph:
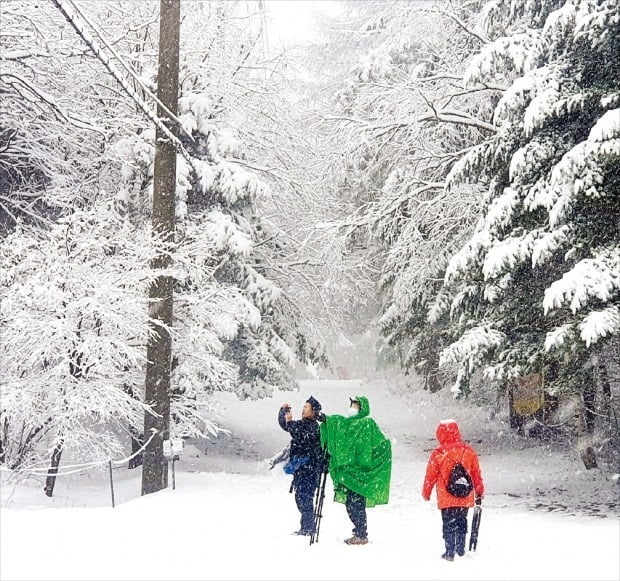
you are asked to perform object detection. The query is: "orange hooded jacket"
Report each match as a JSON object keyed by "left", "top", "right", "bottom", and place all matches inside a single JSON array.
[{"left": 422, "top": 420, "right": 484, "bottom": 509}]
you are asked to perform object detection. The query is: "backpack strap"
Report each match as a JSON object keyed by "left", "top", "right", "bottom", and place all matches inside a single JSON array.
[{"left": 439, "top": 445, "right": 466, "bottom": 488}]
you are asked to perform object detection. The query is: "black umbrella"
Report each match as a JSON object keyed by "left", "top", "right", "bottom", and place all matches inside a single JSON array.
[{"left": 469, "top": 505, "right": 482, "bottom": 551}]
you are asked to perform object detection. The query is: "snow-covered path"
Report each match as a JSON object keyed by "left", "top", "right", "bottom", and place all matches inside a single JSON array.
[{"left": 1, "top": 378, "right": 619, "bottom": 581}]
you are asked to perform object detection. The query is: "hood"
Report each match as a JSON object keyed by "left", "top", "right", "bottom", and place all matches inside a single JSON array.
[
  {"left": 352, "top": 395, "right": 370, "bottom": 419},
  {"left": 306, "top": 395, "right": 322, "bottom": 415},
  {"left": 436, "top": 419, "right": 462, "bottom": 445}
]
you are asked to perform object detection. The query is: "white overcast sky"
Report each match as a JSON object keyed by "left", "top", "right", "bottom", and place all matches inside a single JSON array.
[{"left": 264, "top": 0, "right": 343, "bottom": 47}]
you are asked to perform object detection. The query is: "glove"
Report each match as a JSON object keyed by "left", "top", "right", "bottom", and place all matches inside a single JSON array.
[
  {"left": 475, "top": 496, "right": 482, "bottom": 506},
  {"left": 422, "top": 495, "right": 430, "bottom": 502},
  {"left": 316, "top": 412, "right": 326, "bottom": 423}
]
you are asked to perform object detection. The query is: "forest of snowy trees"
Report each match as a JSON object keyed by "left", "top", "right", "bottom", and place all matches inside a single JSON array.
[{"left": 1, "top": 0, "right": 618, "bottom": 490}]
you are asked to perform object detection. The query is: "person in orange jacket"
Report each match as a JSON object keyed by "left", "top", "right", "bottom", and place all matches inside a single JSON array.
[{"left": 422, "top": 419, "right": 484, "bottom": 561}]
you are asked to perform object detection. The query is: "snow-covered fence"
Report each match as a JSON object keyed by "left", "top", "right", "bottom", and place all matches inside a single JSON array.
[
  {"left": 162, "top": 438, "right": 184, "bottom": 490},
  {"left": 0, "top": 432, "right": 184, "bottom": 506}
]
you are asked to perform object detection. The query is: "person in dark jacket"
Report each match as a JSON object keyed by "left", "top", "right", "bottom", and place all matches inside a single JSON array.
[
  {"left": 278, "top": 396, "right": 324, "bottom": 536},
  {"left": 422, "top": 419, "right": 484, "bottom": 561}
]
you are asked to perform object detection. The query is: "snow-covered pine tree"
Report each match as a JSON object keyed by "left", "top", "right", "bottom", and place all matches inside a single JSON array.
[
  {"left": 117, "top": 81, "right": 328, "bottom": 402},
  {"left": 180, "top": 88, "right": 329, "bottom": 399},
  {"left": 433, "top": 0, "right": 619, "bottom": 442}
]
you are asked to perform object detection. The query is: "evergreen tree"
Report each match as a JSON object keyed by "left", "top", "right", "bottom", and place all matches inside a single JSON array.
[
  {"left": 432, "top": 0, "right": 619, "bottom": 403},
  {"left": 178, "top": 89, "right": 328, "bottom": 398},
  {"left": 117, "top": 80, "right": 328, "bottom": 402}
]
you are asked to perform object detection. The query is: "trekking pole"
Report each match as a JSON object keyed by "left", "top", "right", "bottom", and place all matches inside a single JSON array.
[
  {"left": 310, "top": 454, "right": 329, "bottom": 545},
  {"left": 309, "top": 473, "right": 321, "bottom": 545},
  {"left": 310, "top": 468, "right": 327, "bottom": 545}
]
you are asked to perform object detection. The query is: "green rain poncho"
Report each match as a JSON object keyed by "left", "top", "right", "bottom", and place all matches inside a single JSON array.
[{"left": 319, "top": 396, "right": 392, "bottom": 507}]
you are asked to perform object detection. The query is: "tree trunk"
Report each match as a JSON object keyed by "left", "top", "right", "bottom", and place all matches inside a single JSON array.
[
  {"left": 128, "top": 426, "right": 144, "bottom": 469},
  {"left": 596, "top": 355, "right": 612, "bottom": 419},
  {"left": 0, "top": 418, "right": 5, "bottom": 465},
  {"left": 582, "top": 367, "right": 596, "bottom": 434},
  {"left": 123, "top": 383, "right": 144, "bottom": 469},
  {"left": 141, "top": 0, "right": 180, "bottom": 496},
  {"left": 596, "top": 353, "right": 620, "bottom": 471},
  {"left": 425, "top": 348, "right": 442, "bottom": 393},
  {"left": 44, "top": 438, "right": 64, "bottom": 497},
  {"left": 569, "top": 394, "right": 598, "bottom": 470}
]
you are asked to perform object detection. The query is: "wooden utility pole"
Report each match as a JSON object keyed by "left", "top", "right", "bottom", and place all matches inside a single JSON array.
[{"left": 141, "top": 0, "right": 180, "bottom": 496}]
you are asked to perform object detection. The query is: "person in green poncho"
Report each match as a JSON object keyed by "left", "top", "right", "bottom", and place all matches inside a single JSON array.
[{"left": 319, "top": 395, "right": 392, "bottom": 545}]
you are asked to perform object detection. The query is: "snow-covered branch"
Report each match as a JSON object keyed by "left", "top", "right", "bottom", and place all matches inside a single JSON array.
[
  {"left": 418, "top": 109, "right": 496, "bottom": 133},
  {"left": 50, "top": 0, "right": 195, "bottom": 168}
]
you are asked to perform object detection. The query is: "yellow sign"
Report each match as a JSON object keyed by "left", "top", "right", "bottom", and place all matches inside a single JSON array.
[{"left": 510, "top": 373, "right": 544, "bottom": 416}]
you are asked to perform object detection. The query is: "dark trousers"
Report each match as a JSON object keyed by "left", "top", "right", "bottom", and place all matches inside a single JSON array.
[
  {"left": 346, "top": 490, "right": 367, "bottom": 539},
  {"left": 293, "top": 468, "right": 319, "bottom": 533},
  {"left": 441, "top": 507, "right": 469, "bottom": 557}
]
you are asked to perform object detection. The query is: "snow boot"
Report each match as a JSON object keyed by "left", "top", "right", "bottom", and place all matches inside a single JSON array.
[
  {"left": 345, "top": 536, "right": 368, "bottom": 545},
  {"left": 441, "top": 552, "right": 455, "bottom": 562}
]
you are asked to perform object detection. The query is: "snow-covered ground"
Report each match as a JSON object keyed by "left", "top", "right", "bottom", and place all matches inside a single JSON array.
[{"left": 1, "top": 376, "right": 619, "bottom": 581}]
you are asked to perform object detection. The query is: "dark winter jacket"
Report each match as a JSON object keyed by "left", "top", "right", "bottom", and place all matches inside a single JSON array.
[
  {"left": 422, "top": 420, "right": 484, "bottom": 509},
  {"left": 278, "top": 407, "right": 323, "bottom": 473}
]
